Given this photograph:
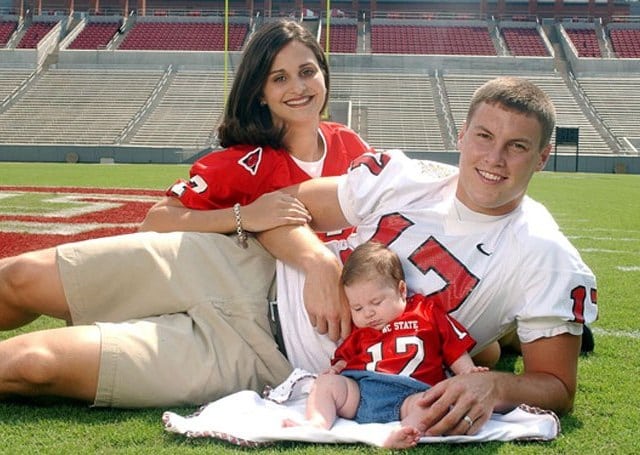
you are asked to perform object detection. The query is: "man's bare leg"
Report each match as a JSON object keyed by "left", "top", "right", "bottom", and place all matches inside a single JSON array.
[
  {"left": 472, "top": 340, "right": 501, "bottom": 368},
  {"left": 0, "top": 325, "right": 100, "bottom": 402},
  {"left": 0, "top": 248, "right": 71, "bottom": 329}
]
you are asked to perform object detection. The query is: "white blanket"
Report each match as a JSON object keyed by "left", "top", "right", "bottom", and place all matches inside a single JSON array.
[{"left": 163, "top": 369, "right": 560, "bottom": 447}]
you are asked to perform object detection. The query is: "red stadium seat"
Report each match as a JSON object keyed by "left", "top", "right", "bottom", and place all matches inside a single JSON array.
[
  {"left": 17, "top": 21, "right": 57, "bottom": 49},
  {"left": 0, "top": 20, "right": 18, "bottom": 47},
  {"left": 68, "top": 22, "right": 121, "bottom": 50},
  {"left": 501, "top": 27, "right": 549, "bottom": 57},
  {"left": 119, "top": 22, "right": 247, "bottom": 51},
  {"left": 371, "top": 24, "right": 495, "bottom": 56}
]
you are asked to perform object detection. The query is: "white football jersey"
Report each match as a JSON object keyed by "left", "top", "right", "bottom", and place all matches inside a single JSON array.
[{"left": 278, "top": 151, "right": 598, "bottom": 373}]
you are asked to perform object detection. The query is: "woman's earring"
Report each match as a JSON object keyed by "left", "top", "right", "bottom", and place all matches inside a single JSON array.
[{"left": 260, "top": 100, "right": 267, "bottom": 106}]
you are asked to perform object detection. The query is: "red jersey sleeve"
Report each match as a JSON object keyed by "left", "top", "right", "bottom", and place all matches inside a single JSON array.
[
  {"left": 331, "top": 324, "right": 361, "bottom": 366},
  {"left": 427, "top": 301, "right": 477, "bottom": 367},
  {"left": 166, "top": 145, "right": 292, "bottom": 210},
  {"left": 166, "top": 123, "right": 372, "bottom": 212}
]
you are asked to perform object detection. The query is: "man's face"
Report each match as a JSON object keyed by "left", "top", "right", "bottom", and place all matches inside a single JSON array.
[{"left": 456, "top": 102, "right": 551, "bottom": 216}]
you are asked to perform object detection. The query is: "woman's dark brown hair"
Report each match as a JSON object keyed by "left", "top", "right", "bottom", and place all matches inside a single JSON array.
[{"left": 217, "top": 19, "right": 330, "bottom": 149}]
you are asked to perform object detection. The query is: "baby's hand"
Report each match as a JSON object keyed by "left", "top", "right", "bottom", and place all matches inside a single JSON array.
[
  {"left": 470, "top": 366, "right": 490, "bottom": 373},
  {"left": 324, "top": 359, "right": 347, "bottom": 375}
]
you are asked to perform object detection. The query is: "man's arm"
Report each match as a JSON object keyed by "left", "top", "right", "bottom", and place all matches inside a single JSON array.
[
  {"left": 258, "top": 177, "right": 352, "bottom": 341},
  {"left": 417, "top": 333, "right": 580, "bottom": 436},
  {"left": 275, "top": 176, "right": 348, "bottom": 233}
]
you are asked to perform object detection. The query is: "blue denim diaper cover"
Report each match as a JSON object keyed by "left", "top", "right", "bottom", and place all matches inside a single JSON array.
[{"left": 340, "top": 369, "right": 430, "bottom": 424}]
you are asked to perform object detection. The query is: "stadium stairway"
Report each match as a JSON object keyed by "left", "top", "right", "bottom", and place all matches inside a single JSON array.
[
  {"left": 550, "top": 38, "right": 623, "bottom": 154},
  {"left": 115, "top": 65, "right": 178, "bottom": 144}
]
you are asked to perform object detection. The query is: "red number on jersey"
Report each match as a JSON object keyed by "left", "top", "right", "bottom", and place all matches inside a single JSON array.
[
  {"left": 366, "top": 214, "right": 479, "bottom": 313},
  {"left": 571, "top": 286, "right": 597, "bottom": 323},
  {"left": 349, "top": 153, "right": 391, "bottom": 175}
]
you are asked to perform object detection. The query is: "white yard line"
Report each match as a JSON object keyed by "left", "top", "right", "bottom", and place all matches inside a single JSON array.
[
  {"left": 0, "top": 221, "right": 141, "bottom": 235},
  {"left": 592, "top": 327, "right": 640, "bottom": 340}
]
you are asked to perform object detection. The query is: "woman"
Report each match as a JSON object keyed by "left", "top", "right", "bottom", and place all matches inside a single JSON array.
[
  {"left": 140, "top": 20, "right": 369, "bottom": 238},
  {"left": 0, "top": 20, "right": 371, "bottom": 408}
]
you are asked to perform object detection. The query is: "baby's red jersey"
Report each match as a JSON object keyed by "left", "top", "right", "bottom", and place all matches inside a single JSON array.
[{"left": 333, "top": 294, "right": 476, "bottom": 386}]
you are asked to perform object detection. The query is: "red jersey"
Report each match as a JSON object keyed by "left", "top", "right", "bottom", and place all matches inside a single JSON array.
[
  {"left": 167, "top": 121, "right": 371, "bottom": 210},
  {"left": 333, "top": 294, "right": 476, "bottom": 386}
]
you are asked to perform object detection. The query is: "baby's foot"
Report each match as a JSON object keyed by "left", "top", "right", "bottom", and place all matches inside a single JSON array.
[
  {"left": 383, "top": 426, "right": 421, "bottom": 449},
  {"left": 281, "top": 418, "right": 301, "bottom": 428}
]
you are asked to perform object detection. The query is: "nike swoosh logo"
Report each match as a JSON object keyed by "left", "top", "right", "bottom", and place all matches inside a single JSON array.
[{"left": 476, "top": 243, "right": 492, "bottom": 256}]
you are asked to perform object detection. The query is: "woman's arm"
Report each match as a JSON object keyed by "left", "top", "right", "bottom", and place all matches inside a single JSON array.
[
  {"left": 139, "top": 191, "right": 310, "bottom": 233},
  {"left": 258, "top": 177, "right": 352, "bottom": 341}
]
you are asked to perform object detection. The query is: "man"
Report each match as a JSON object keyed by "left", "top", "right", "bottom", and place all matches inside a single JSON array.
[{"left": 259, "top": 76, "right": 598, "bottom": 436}]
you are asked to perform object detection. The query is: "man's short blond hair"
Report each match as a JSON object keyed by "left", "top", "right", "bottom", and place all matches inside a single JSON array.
[{"left": 467, "top": 77, "right": 556, "bottom": 150}]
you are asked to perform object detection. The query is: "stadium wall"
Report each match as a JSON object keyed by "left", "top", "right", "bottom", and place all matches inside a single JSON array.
[
  {"left": 5, "top": 20, "right": 640, "bottom": 174},
  {"left": 1, "top": 145, "right": 636, "bottom": 174},
  {"left": 0, "top": 144, "right": 186, "bottom": 163},
  {"left": 56, "top": 48, "right": 555, "bottom": 73},
  {"left": 403, "top": 151, "right": 639, "bottom": 174}
]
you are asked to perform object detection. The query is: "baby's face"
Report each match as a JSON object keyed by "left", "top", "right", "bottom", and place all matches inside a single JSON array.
[{"left": 344, "top": 278, "right": 406, "bottom": 330}]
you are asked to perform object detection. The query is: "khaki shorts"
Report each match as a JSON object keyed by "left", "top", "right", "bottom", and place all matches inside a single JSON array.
[{"left": 57, "top": 231, "right": 292, "bottom": 408}]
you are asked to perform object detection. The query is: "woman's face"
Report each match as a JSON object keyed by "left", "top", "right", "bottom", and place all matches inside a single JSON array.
[{"left": 261, "top": 40, "right": 327, "bottom": 129}]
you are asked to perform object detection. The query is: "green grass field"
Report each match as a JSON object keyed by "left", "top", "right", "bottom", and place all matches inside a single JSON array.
[{"left": 1, "top": 162, "right": 639, "bottom": 454}]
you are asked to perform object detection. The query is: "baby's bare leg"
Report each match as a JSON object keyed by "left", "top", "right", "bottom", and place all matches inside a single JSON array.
[
  {"left": 284, "top": 374, "right": 360, "bottom": 429},
  {"left": 399, "top": 392, "right": 431, "bottom": 433},
  {"left": 307, "top": 374, "right": 360, "bottom": 429},
  {"left": 377, "top": 392, "right": 428, "bottom": 448}
]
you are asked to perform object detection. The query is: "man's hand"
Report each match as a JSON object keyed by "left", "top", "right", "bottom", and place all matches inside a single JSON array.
[
  {"left": 416, "top": 372, "right": 499, "bottom": 436},
  {"left": 301, "top": 249, "right": 351, "bottom": 342},
  {"left": 414, "top": 333, "right": 580, "bottom": 436}
]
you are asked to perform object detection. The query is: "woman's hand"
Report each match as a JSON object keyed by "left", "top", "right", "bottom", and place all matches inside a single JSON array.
[
  {"left": 302, "top": 248, "right": 351, "bottom": 342},
  {"left": 241, "top": 191, "right": 311, "bottom": 232}
]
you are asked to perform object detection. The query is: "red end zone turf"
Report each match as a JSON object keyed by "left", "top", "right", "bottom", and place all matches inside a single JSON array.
[{"left": 0, "top": 186, "right": 164, "bottom": 258}]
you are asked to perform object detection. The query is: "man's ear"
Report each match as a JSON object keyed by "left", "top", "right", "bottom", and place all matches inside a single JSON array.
[
  {"left": 537, "top": 144, "right": 552, "bottom": 171},
  {"left": 457, "top": 121, "right": 468, "bottom": 150}
]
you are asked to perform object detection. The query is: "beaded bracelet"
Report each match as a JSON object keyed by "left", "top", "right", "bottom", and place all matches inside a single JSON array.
[{"left": 233, "top": 203, "right": 248, "bottom": 249}]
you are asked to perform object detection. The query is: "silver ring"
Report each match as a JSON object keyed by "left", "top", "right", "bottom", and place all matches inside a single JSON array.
[{"left": 463, "top": 415, "right": 474, "bottom": 428}]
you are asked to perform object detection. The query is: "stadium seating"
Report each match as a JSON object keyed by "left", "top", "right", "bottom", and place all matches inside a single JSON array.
[
  {"left": 0, "top": 13, "right": 631, "bottom": 158},
  {"left": 17, "top": 21, "right": 58, "bottom": 48},
  {"left": 118, "top": 22, "right": 247, "bottom": 51},
  {"left": 444, "top": 73, "right": 612, "bottom": 155},
  {"left": 501, "top": 27, "right": 549, "bottom": 56},
  {"left": 564, "top": 28, "right": 601, "bottom": 57},
  {"left": 330, "top": 72, "right": 445, "bottom": 152},
  {"left": 578, "top": 76, "right": 640, "bottom": 140},
  {"left": 608, "top": 29, "right": 640, "bottom": 58},
  {"left": 319, "top": 23, "right": 358, "bottom": 53},
  {"left": 128, "top": 70, "right": 223, "bottom": 148},
  {"left": 68, "top": 22, "right": 121, "bottom": 49},
  {"left": 0, "top": 69, "right": 33, "bottom": 101},
  {"left": 0, "top": 20, "right": 17, "bottom": 47},
  {"left": 0, "top": 68, "right": 165, "bottom": 144},
  {"left": 371, "top": 24, "right": 496, "bottom": 55}
]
